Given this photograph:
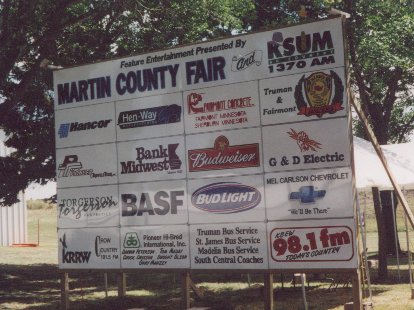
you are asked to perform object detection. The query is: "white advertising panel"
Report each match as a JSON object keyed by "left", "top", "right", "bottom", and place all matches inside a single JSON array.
[
  {"left": 56, "top": 143, "right": 117, "bottom": 188},
  {"left": 262, "top": 118, "right": 350, "bottom": 172},
  {"left": 55, "top": 102, "right": 116, "bottom": 148},
  {"left": 54, "top": 18, "right": 344, "bottom": 110},
  {"left": 183, "top": 81, "right": 260, "bottom": 134},
  {"left": 268, "top": 218, "right": 357, "bottom": 269},
  {"left": 58, "top": 227, "right": 120, "bottom": 269},
  {"left": 58, "top": 185, "right": 119, "bottom": 228},
  {"left": 265, "top": 167, "right": 353, "bottom": 220},
  {"left": 259, "top": 67, "right": 347, "bottom": 125},
  {"left": 186, "top": 127, "right": 263, "bottom": 178},
  {"left": 121, "top": 225, "right": 190, "bottom": 269},
  {"left": 115, "top": 93, "right": 184, "bottom": 141},
  {"left": 190, "top": 222, "right": 268, "bottom": 269},
  {"left": 120, "top": 180, "right": 188, "bottom": 226},
  {"left": 188, "top": 174, "right": 265, "bottom": 224},
  {"left": 117, "top": 136, "right": 186, "bottom": 183}
]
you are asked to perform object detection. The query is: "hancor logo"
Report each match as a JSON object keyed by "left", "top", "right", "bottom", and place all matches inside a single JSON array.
[
  {"left": 287, "top": 129, "right": 322, "bottom": 152},
  {"left": 60, "top": 234, "right": 91, "bottom": 264},
  {"left": 188, "top": 135, "right": 259, "bottom": 172},
  {"left": 289, "top": 186, "right": 326, "bottom": 203},
  {"left": 58, "top": 119, "right": 112, "bottom": 138},
  {"left": 191, "top": 182, "right": 261, "bottom": 213},
  {"left": 187, "top": 93, "right": 254, "bottom": 115},
  {"left": 295, "top": 71, "right": 344, "bottom": 117},
  {"left": 120, "top": 144, "right": 182, "bottom": 174},
  {"left": 231, "top": 50, "right": 263, "bottom": 71},
  {"left": 118, "top": 104, "right": 181, "bottom": 129},
  {"left": 124, "top": 232, "right": 140, "bottom": 248},
  {"left": 58, "top": 155, "right": 116, "bottom": 179}
]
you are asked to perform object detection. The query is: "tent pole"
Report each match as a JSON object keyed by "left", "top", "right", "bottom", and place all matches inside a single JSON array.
[
  {"left": 391, "top": 192, "right": 401, "bottom": 281},
  {"left": 403, "top": 188, "right": 413, "bottom": 295}
]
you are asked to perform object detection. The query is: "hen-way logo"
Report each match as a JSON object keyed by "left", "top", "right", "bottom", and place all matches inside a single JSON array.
[
  {"left": 287, "top": 129, "right": 322, "bottom": 152},
  {"left": 289, "top": 186, "right": 326, "bottom": 203},
  {"left": 231, "top": 50, "right": 263, "bottom": 71},
  {"left": 58, "top": 119, "right": 112, "bottom": 138},
  {"left": 191, "top": 182, "right": 261, "bottom": 213},
  {"left": 60, "top": 234, "right": 91, "bottom": 264},
  {"left": 124, "top": 232, "right": 141, "bottom": 248},
  {"left": 188, "top": 136, "right": 259, "bottom": 172},
  {"left": 187, "top": 93, "right": 254, "bottom": 115},
  {"left": 58, "top": 155, "right": 116, "bottom": 178},
  {"left": 120, "top": 144, "right": 182, "bottom": 174},
  {"left": 59, "top": 196, "right": 117, "bottom": 219},
  {"left": 118, "top": 104, "right": 181, "bottom": 129},
  {"left": 295, "top": 71, "right": 344, "bottom": 117}
]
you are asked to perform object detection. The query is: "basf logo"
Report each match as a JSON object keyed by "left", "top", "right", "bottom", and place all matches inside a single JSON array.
[
  {"left": 191, "top": 182, "right": 261, "bottom": 214},
  {"left": 118, "top": 104, "right": 181, "bottom": 129},
  {"left": 58, "top": 119, "right": 112, "bottom": 138},
  {"left": 289, "top": 186, "right": 326, "bottom": 203}
]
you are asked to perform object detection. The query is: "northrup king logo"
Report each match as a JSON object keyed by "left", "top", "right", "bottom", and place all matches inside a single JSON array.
[{"left": 294, "top": 70, "right": 344, "bottom": 117}]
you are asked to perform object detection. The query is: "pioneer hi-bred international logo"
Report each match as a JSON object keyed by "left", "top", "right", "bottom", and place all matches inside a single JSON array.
[
  {"left": 231, "top": 50, "right": 263, "bottom": 71},
  {"left": 118, "top": 104, "right": 181, "bottom": 129},
  {"left": 60, "top": 234, "right": 91, "bottom": 264},
  {"left": 58, "top": 119, "right": 112, "bottom": 138},
  {"left": 188, "top": 136, "right": 259, "bottom": 172},
  {"left": 58, "top": 196, "right": 118, "bottom": 219},
  {"left": 57, "top": 155, "right": 116, "bottom": 178},
  {"left": 124, "top": 232, "right": 141, "bottom": 248},
  {"left": 294, "top": 70, "right": 344, "bottom": 117},
  {"left": 120, "top": 144, "right": 182, "bottom": 174},
  {"left": 290, "top": 186, "right": 326, "bottom": 203},
  {"left": 187, "top": 93, "right": 254, "bottom": 115},
  {"left": 191, "top": 182, "right": 261, "bottom": 213},
  {"left": 287, "top": 129, "right": 322, "bottom": 152}
]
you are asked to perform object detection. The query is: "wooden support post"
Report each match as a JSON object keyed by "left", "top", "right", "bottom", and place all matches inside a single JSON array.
[
  {"left": 181, "top": 272, "right": 191, "bottom": 310},
  {"left": 60, "top": 272, "right": 69, "bottom": 310},
  {"left": 117, "top": 272, "right": 126, "bottom": 298},
  {"left": 352, "top": 270, "right": 362, "bottom": 310},
  {"left": 264, "top": 273, "right": 274, "bottom": 310},
  {"left": 104, "top": 273, "right": 108, "bottom": 298}
]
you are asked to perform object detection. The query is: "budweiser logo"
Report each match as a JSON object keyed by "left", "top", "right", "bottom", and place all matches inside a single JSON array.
[{"left": 188, "top": 135, "right": 259, "bottom": 172}]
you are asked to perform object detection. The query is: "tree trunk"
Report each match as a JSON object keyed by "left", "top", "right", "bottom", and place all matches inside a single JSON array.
[
  {"left": 372, "top": 187, "right": 388, "bottom": 279},
  {"left": 379, "top": 190, "right": 401, "bottom": 255}
]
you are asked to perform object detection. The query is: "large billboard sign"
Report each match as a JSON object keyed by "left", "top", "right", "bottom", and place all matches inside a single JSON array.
[{"left": 55, "top": 17, "right": 357, "bottom": 270}]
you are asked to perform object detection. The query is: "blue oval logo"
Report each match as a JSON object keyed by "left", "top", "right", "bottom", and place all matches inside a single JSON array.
[{"left": 191, "top": 182, "right": 261, "bottom": 214}]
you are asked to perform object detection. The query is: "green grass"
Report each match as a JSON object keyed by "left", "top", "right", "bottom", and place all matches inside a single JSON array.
[{"left": 1, "top": 194, "right": 414, "bottom": 309}]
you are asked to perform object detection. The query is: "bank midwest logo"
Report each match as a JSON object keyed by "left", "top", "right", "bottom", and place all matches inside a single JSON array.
[
  {"left": 191, "top": 182, "right": 261, "bottom": 213},
  {"left": 295, "top": 71, "right": 344, "bottom": 117},
  {"left": 118, "top": 104, "right": 181, "bottom": 129},
  {"left": 289, "top": 186, "right": 326, "bottom": 203},
  {"left": 58, "top": 119, "right": 112, "bottom": 138},
  {"left": 57, "top": 155, "right": 116, "bottom": 178},
  {"left": 188, "top": 135, "right": 260, "bottom": 172},
  {"left": 287, "top": 129, "right": 322, "bottom": 152},
  {"left": 60, "top": 234, "right": 91, "bottom": 264},
  {"left": 231, "top": 50, "right": 263, "bottom": 72}
]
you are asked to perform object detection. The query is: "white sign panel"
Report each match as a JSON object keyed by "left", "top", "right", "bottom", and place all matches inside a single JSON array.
[
  {"left": 120, "top": 180, "right": 188, "bottom": 226},
  {"left": 115, "top": 93, "right": 184, "bottom": 142},
  {"left": 186, "top": 127, "right": 263, "bottom": 178},
  {"left": 190, "top": 222, "right": 268, "bottom": 269},
  {"left": 121, "top": 225, "right": 190, "bottom": 269},
  {"left": 263, "top": 117, "right": 350, "bottom": 172},
  {"left": 58, "top": 228, "right": 120, "bottom": 269},
  {"left": 188, "top": 174, "right": 265, "bottom": 224},
  {"left": 259, "top": 67, "right": 347, "bottom": 125},
  {"left": 117, "top": 135, "right": 186, "bottom": 183},
  {"left": 183, "top": 81, "right": 261, "bottom": 134},
  {"left": 268, "top": 218, "right": 357, "bottom": 269},
  {"left": 265, "top": 167, "right": 353, "bottom": 220},
  {"left": 58, "top": 185, "right": 119, "bottom": 228},
  {"left": 56, "top": 143, "right": 117, "bottom": 188}
]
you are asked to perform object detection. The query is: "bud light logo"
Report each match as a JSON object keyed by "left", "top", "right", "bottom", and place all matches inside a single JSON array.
[{"left": 191, "top": 182, "right": 261, "bottom": 214}]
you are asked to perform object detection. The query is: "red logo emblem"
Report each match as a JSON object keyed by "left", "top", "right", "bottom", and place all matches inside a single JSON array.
[{"left": 287, "top": 129, "right": 322, "bottom": 152}]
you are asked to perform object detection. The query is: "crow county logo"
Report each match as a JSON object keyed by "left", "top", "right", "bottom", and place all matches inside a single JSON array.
[
  {"left": 188, "top": 136, "right": 259, "bottom": 172},
  {"left": 120, "top": 144, "right": 182, "bottom": 174},
  {"left": 290, "top": 186, "right": 326, "bottom": 203},
  {"left": 58, "top": 196, "right": 118, "bottom": 219},
  {"left": 231, "top": 50, "right": 263, "bottom": 71},
  {"left": 57, "top": 155, "right": 116, "bottom": 178},
  {"left": 58, "top": 119, "right": 112, "bottom": 138},
  {"left": 94, "top": 235, "right": 118, "bottom": 258},
  {"left": 191, "top": 182, "right": 261, "bottom": 214},
  {"left": 123, "top": 232, "right": 141, "bottom": 248},
  {"left": 60, "top": 234, "right": 91, "bottom": 264},
  {"left": 117, "top": 104, "right": 181, "bottom": 129},
  {"left": 295, "top": 71, "right": 344, "bottom": 117},
  {"left": 287, "top": 129, "right": 322, "bottom": 152}
]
